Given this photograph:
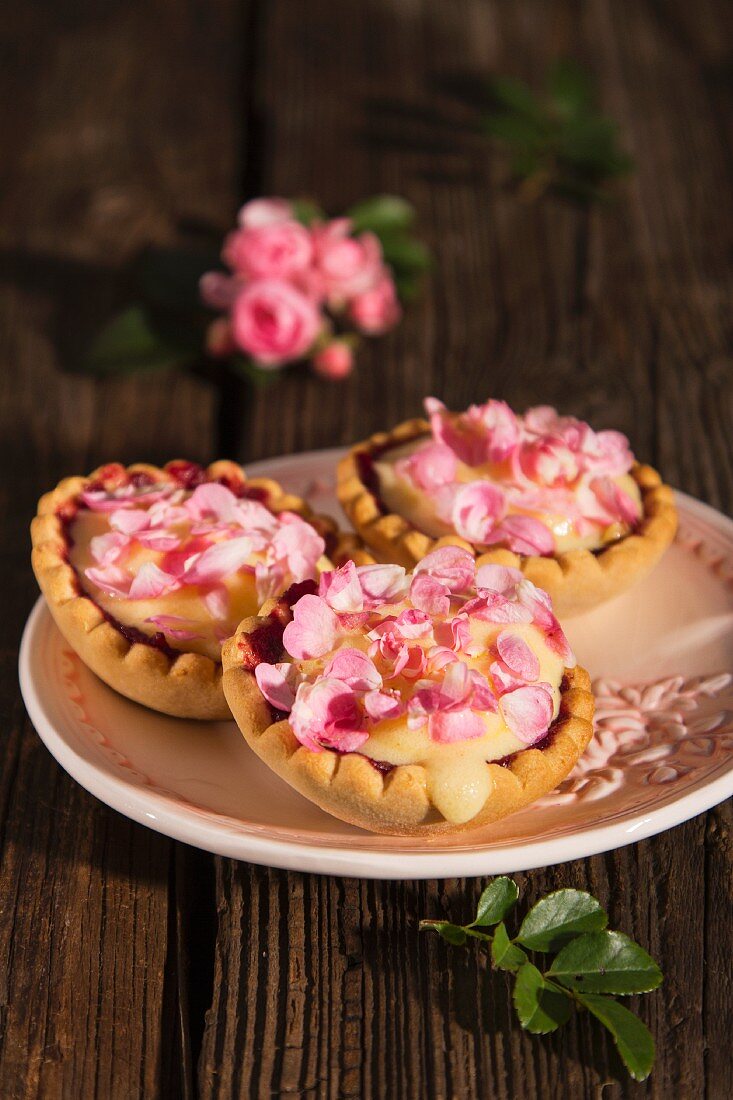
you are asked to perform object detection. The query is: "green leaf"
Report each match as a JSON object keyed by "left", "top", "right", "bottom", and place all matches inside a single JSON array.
[
  {"left": 512, "top": 963, "right": 571, "bottom": 1034},
  {"left": 419, "top": 920, "right": 467, "bottom": 946},
  {"left": 379, "top": 233, "right": 431, "bottom": 275},
  {"left": 575, "top": 993, "right": 656, "bottom": 1082},
  {"left": 472, "top": 877, "right": 519, "bottom": 927},
  {"left": 547, "top": 931, "right": 663, "bottom": 995},
  {"left": 229, "top": 356, "right": 282, "bottom": 388},
  {"left": 347, "top": 194, "right": 416, "bottom": 235},
  {"left": 547, "top": 60, "right": 594, "bottom": 116},
  {"left": 491, "top": 923, "right": 527, "bottom": 972},
  {"left": 516, "top": 889, "right": 608, "bottom": 952},
  {"left": 489, "top": 76, "right": 544, "bottom": 122},
  {"left": 292, "top": 198, "right": 325, "bottom": 226},
  {"left": 83, "top": 306, "right": 195, "bottom": 376}
]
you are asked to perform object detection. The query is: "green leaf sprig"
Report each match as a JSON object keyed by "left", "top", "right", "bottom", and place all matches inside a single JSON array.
[
  {"left": 484, "top": 60, "right": 634, "bottom": 203},
  {"left": 420, "top": 878, "right": 661, "bottom": 1082}
]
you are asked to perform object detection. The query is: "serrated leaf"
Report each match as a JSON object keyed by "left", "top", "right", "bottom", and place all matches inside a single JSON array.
[
  {"left": 575, "top": 993, "right": 656, "bottom": 1081},
  {"left": 516, "top": 889, "right": 608, "bottom": 952},
  {"left": 83, "top": 306, "right": 195, "bottom": 376},
  {"left": 547, "top": 931, "right": 663, "bottom": 995},
  {"left": 491, "top": 923, "right": 527, "bottom": 972},
  {"left": 292, "top": 198, "right": 325, "bottom": 226},
  {"left": 347, "top": 194, "right": 416, "bottom": 235},
  {"left": 512, "top": 963, "right": 571, "bottom": 1034},
  {"left": 472, "top": 878, "right": 519, "bottom": 927},
  {"left": 419, "top": 920, "right": 467, "bottom": 946}
]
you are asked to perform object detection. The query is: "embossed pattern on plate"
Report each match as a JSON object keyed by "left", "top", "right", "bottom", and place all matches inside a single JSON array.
[{"left": 19, "top": 448, "right": 733, "bottom": 878}]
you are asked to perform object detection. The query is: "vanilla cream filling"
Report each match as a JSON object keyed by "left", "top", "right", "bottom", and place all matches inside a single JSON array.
[
  {"left": 374, "top": 438, "right": 641, "bottom": 554},
  {"left": 296, "top": 607, "right": 565, "bottom": 825},
  {"left": 70, "top": 510, "right": 303, "bottom": 661}
]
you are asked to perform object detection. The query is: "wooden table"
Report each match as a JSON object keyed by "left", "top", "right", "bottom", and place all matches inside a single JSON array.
[{"left": 2, "top": 1, "right": 732, "bottom": 1095}]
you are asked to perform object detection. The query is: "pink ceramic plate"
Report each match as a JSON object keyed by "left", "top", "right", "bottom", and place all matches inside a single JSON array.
[{"left": 19, "top": 448, "right": 733, "bottom": 879}]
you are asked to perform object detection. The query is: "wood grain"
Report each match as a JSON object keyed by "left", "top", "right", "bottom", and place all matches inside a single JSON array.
[{"left": 0, "top": 0, "right": 731, "bottom": 1097}]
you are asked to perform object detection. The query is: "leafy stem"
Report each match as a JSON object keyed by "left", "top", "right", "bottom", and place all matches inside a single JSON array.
[{"left": 420, "top": 878, "right": 662, "bottom": 1081}]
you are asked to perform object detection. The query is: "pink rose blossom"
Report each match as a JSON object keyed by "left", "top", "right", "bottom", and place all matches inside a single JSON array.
[
  {"left": 200, "top": 272, "right": 241, "bottom": 311},
  {"left": 237, "top": 197, "right": 293, "bottom": 228},
  {"left": 231, "top": 279, "right": 321, "bottom": 366},
  {"left": 312, "top": 340, "right": 355, "bottom": 380},
  {"left": 312, "top": 219, "right": 383, "bottom": 301},
  {"left": 348, "top": 272, "right": 401, "bottom": 335},
  {"left": 223, "top": 220, "right": 313, "bottom": 281}
]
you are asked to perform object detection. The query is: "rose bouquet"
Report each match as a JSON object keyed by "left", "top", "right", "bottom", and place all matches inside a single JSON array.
[{"left": 82, "top": 194, "right": 428, "bottom": 384}]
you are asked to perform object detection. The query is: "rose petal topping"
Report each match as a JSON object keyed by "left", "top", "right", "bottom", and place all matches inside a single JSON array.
[
  {"left": 255, "top": 661, "right": 301, "bottom": 712},
  {"left": 500, "top": 684, "right": 554, "bottom": 744},
  {"left": 282, "top": 595, "right": 342, "bottom": 659},
  {"left": 496, "top": 630, "right": 540, "bottom": 681}
]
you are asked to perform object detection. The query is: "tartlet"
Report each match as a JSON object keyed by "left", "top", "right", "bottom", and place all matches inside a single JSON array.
[
  {"left": 31, "top": 459, "right": 341, "bottom": 719},
  {"left": 337, "top": 398, "right": 678, "bottom": 617},
  {"left": 222, "top": 547, "right": 594, "bottom": 835}
]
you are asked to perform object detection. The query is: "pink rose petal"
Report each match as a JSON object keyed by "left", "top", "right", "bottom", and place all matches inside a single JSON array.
[
  {"left": 289, "top": 678, "right": 367, "bottom": 753},
  {"left": 185, "top": 482, "right": 241, "bottom": 525},
  {"left": 500, "top": 684, "right": 554, "bottom": 744},
  {"left": 396, "top": 440, "right": 457, "bottom": 492},
  {"left": 110, "top": 508, "right": 151, "bottom": 535},
  {"left": 496, "top": 630, "right": 540, "bottom": 681},
  {"left": 414, "top": 546, "right": 476, "bottom": 593},
  {"left": 451, "top": 481, "right": 506, "bottom": 544},
  {"left": 475, "top": 563, "right": 524, "bottom": 595},
  {"left": 89, "top": 531, "right": 130, "bottom": 567},
  {"left": 144, "top": 615, "right": 204, "bottom": 642},
  {"left": 84, "top": 565, "right": 131, "bottom": 599},
  {"left": 409, "top": 573, "right": 450, "bottom": 617},
  {"left": 429, "top": 708, "right": 486, "bottom": 743},
  {"left": 318, "top": 561, "right": 364, "bottom": 613},
  {"left": 355, "top": 563, "right": 410, "bottom": 606},
  {"left": 183, "top": 537, "right": 254, "bottom": 585},
  {"left": 283, "top": 595, "right": 342, "bottom": 659},
  {"left": 364, "top": 689, "right": 405, "bottom": 722},
  {"left": 484, "top": 515, "right": 555, "bottom": 556},
  {"left": 204, "top": 586, "right": 230, "bottom": 620},
  {"left": 323, "top": 648, "right": 382, "bottom": 691},
  {"left": 255, "top": 661, "right": 300, "bottom": 712},
  {"left": 128, "top": 562, "right": 179, "bottom": 600}
]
